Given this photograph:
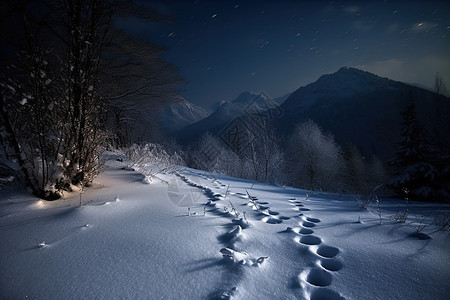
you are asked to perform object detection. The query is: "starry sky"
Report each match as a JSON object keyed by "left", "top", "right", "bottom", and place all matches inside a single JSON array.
[{"left": 120, "top": 0, "right": 450, "bottom": 108}]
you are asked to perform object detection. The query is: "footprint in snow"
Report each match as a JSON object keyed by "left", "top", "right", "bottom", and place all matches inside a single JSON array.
[
  {"left": 305, "top": 217, "right": 321, "bottom": 223},
  {"left": 281, "top": 210, "right": 344, "bottom": 298},
  {"left": 319, "top": 258, "right": 343, "bottom": 272},
  {"left": 296, "top": 235, "right": 322, "bottom": 246},
  {"left": 299, "top": 227, "right": 314, "bottom": 234},
  {"left": 314, "top": 245, "right": 340, "bottom": 258},
  {"left": 300, "top": 268, "right": 332, "bottom": 287},
  {"left": 301, "top": 221, "right": 316, "bottom": 228},
  {"left": 262, "top": 216, "right": 283, "bottom": 224},
  {"left": 298, "top": 263, "right": 345, "bottom": 299},
  {"left": 268, "top": 210, "right": 280, "bottom": 216}
]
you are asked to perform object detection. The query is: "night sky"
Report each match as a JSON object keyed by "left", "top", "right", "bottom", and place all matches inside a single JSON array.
[{"left": 119, "top": 0, "right": 450, "bottom": 107}]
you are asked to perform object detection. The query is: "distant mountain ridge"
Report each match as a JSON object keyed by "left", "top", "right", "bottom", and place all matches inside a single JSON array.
[
  {"left": 175, "top": 91, "right": 275, "bottom": 144},
  {"left": 155, "top": 97, "right": 210, "bottom": 134},
  {"left": 172, "top": 67, "right": 448, "bottom": 161},
  {"left": 277, "top": 67, "right": 446, "bottom": 159},
  {"left": 282, "top": 67, "right": 398, "bottom": 111}
]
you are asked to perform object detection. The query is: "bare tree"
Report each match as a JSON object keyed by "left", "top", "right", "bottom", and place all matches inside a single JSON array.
[
  {"left": 241, "top": 124, "right": 283, "bottom": 183},
  {"left": 1, "top": 0, "right": 67, "bottom": 198},
  {"left": 343, "top": 145, "right": 369, "bottom": 194},
  {"left": 0, "top": 0, "right": 184, "bottom": 199},
  {"left": 101, "top": 28, "right": 184, "bottom": 143}
]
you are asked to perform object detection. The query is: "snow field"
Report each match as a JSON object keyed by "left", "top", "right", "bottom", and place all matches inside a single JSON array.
[{"left": 1, "top": 162, "right": 449, "bottom": 299}]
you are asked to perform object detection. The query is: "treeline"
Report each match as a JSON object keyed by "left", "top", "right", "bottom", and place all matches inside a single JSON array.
[
  {"left": 180, "top": 94, "right": 449, "bottom": 202},
  {"left": 181, "top": 119, "right": 388, "bottom": 196},
  {"left": 0, "top": 0, "right": 182, "bottom": 199}
]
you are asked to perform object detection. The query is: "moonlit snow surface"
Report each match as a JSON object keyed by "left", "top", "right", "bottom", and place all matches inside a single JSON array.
[{"left": 0, "top": 158, "right": 449, "bottom": 299}]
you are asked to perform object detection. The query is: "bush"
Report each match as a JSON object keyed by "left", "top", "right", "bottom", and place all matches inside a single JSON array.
[{"left": 125, "top": 143, "right": 184, "bottom": 182}]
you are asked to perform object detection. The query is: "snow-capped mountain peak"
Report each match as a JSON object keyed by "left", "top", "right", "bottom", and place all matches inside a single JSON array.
[{"left": 156, "top": 97, "right": 210, "bottom": 134}]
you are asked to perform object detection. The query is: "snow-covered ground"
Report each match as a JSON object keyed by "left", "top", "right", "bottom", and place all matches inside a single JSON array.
[{"left": 1, "top": 158, "right": 449, "bottom": 299}]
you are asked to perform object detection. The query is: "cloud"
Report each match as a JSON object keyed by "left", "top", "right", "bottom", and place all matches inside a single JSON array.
[
  {"left": 363, "top": 58, "right": 405, "bottom": 76},
  {"left": 343, "top": 6, "right": 359, "bottom": 14},
  {"left": 353, "top": 20, "right": 375, "bottom": 31},
  {"left": 387, "top": 24, "right": 399, "bottom": 34}
]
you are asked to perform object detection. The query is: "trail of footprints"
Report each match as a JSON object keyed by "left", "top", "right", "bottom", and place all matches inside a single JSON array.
[
  {"left": 179, "top": 172, "right": 344, "bottom": 299},
  {"left": 287, "top": 198, "right": 345, "bottom": 300},
  {"left": 178, "top": 173, "right": 270, "bottom": 299},
  {"left": 234, "top": 191, "right": 292, "bottom": 225}
]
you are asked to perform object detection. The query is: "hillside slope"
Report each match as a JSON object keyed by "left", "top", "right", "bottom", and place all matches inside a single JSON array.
[{"left": 278, "top": 67, "right": 448, "bottom": 159}]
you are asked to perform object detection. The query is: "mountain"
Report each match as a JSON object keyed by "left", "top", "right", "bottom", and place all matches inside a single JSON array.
[
  {"left": 273, "top": 92, "right": 291, "bottom": 105},
  {"left": 207, "top": 100, "right": 228, "bottom": 114},
  {"left": 175, "top": 67, "right": 448, "bottom": 161},
  {"left": 408, "top": 82, "right": 432, "bottom": 92},
  {"left": 155, "top": 97, "right": 210, "bottom": 134},
  {"left": 278, "top": 67, "right": 447, "bottom": 160},
  {"left": 176, "top": 91, "right": 275, "bottom": 144}
]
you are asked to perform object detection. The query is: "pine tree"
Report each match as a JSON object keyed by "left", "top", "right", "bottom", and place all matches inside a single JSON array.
[{"left": 389, "top": 103, "right": 439, "bottom": 201}]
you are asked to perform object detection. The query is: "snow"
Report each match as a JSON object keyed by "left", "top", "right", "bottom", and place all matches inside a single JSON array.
[
  {"left": 156, "top": 97, "right": 210, "bottom": 134},
  {"left": 0, "top": 157, "right": 449, "bottom": 299},
  {"left": 176, "top": 91, "right": 277, "bottom": 144}
]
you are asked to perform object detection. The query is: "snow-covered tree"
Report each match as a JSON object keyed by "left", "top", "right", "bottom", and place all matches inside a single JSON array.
[
  {"left": 0, "top": 0, "right": 183, "bottom": 199},
  {"left": 189, "top": 132, "right": 241, "bottom": 177},
  {"left": 240, "top": 124, "right": 283, "bottom": 183},
  {"left": 342, "top": 145, "right": 369, "bottom": 194},
  {"left": 125, "top": 143, "right": 184, "bottom": 183},
  {"left": 367, "top": 155, "right": 388, "bottom": 191},
  {"left": 284, "top": 120, "right": 344, "bottom": 192},
  {"left": 1, "top": 5, "right": 70, "bottom": 199}
]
